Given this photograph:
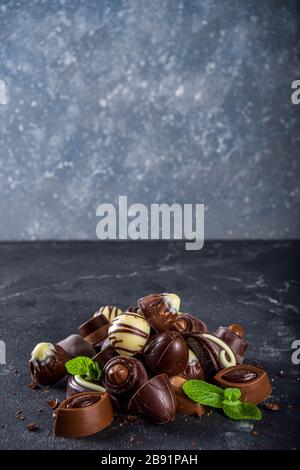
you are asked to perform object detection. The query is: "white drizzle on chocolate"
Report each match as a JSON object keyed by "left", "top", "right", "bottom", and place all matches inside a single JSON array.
[{"left": 31, "top": 342, "right": 55, "bottom": 364}]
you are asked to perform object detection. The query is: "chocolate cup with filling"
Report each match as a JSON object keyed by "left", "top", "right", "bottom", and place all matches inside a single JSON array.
[
  {"left": 54, "top": 391, "right": 113, "bottom": 438},
  {"left": 66, "top": 375, "right": 106, "bottom": 397},
  {"left": 143, "top": 331, "right": 189, "bottom": 376},
  {"left": 128, "top": 374, "right": 176, "bottom": 424},
  {"left": 214, "top": 365, "right": 272, "bottom": 404},
  {"left": 57, "top": 334, "right": 96, "bottom": 358},
  {"left": 172, "top": 313, "right": 207, "bottom": 334},
  {"left": 29, "top": 343, "right": 69, "bottom": 386},
  {"left": 103, "top": 356, "right": 148, "bottom": 410},
  {"left": 212, "top": 326, "right": 248, "bottom": 364},
  {"left": 169, "top": 375, "right": 206, "bottom": 417},
  {"left": 138, "top": 293, "right": 180, "bottom": 332},
  {"left": 79, "top": 314, "right": 110, "bottom": 346}
]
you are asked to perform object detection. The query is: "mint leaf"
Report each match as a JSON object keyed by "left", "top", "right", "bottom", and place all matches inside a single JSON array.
[
  {"left": 223, "top": 401, "right": 262, "bottom": 420},
  {"left": 224, "top": 387, "right": 241, "bottom": 402},
  {"left": 183, "top": 380, "right": 224, "bottom": 408},
  {"left": 86, "top": 361, "right": 101, "bottom": 381},
  {"left": 65, "top": 356, "right": 95, "bottom": 376}
]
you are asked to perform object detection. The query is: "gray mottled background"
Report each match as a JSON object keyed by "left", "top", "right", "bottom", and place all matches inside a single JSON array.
[{"left": 0, "top": 0, "right": 299, "bottom": 240}]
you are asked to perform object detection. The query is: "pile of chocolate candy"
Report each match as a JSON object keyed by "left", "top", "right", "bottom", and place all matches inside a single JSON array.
[{"left": 29, "top": 293, "right": 272, "bottom": 438}]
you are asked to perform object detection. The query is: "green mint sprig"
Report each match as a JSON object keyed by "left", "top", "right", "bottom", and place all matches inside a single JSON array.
[
  {"left": 183, "top": 380, "right": 262, "bottom": 421},
  {"left": 65, "top": 356, "right": 102, "bottom": 381}
]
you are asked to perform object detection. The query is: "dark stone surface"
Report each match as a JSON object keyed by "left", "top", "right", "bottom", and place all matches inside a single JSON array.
[{"left": 0, "top": 241, "right": 299, "bottom": 450}]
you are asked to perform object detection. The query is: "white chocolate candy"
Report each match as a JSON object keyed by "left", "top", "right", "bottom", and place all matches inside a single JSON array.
[
  {"left": 188, "top": 348, "right": 198, "bottom": 364},
  {"left": 94, "top": 305, "right": 123, "bottom": 322},
  {"left": 74, "top": 375, "right": 106, "bottom": 393},
  {"left": 201, "top": 333, "right": 236, "bottom": 368},
  {"left": 108, "top": 313, "right": 150, "bottom": 356},
  {"left": 162, "top": 293, "right": 180, "bottom": 312},
  {"left": 31, "top": 342, "right": 55, "bottom": 364}
]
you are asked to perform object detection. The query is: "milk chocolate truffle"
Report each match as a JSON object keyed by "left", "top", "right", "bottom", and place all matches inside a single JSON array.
[
  {"left": 213, "top": 326, "right": 248, "bottom": 364},
  {"left": 67, "top": 375, "right": 106, "bottom": 397},
  {"left": 214, "top": 365, "right": 272, "bottom": 404},
  {"left": 108, "top": 312, "right": 150, "bottom": 356},
  {"left": 172, "top": 313, "right": 207, "bottom": 334},
  {"left": 138, "top": 293, "right": 180, "bottom": 332},
  {"left": 29, "top": 342, "right": 69, "bottom": 385},
  {"left": 182, "top": 348, "right": 206, "bottom": 380},
  {"left": 103, "top": 356, "right": 148, "bottom": 409},
  {"left": 57, "top": 334, "right": 96, "bottom": 358},
  {"left": 54, "top": 392, "right": 113, "bottom": 438},
  {"left": 129, "top": 374, "right": 176, "bottom": 424},
  {"left": 169, "top": 375, "right": 205, "bottom": 417},
  {"left": 94, "top": 305, "right": 123, "bottom": 322},
  {"left": 79, "top": 314, "right": 110, "bottom": 346},
  {"left": 144, "top": 331, "right": 189, "bottom": 376}
]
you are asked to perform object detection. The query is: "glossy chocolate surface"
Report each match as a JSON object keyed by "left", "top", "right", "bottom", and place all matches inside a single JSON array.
[
  {"left": 169, "top": 375, "right": 205, "bottom": 417},
  {"left": 79, "top": 314, "right": 110, "bottom": 345},
  {"left": 172, "top": 313, "right": 207, "bottom": 334},
  {"left": 144, "top": 331, "right": 189, "bottom": 376},
  {"left": 29, "top": 344, "right": 68, "bottom": 385},
  {"left": 57, "top": 334, "right": 96, "bottom": 358},
  {"left": 213, "top": 326, "right": 248, "bottom": 364},
  {"left": 138, "top": 293, "right": 179, "bottom": 332},
  {"left": 129, "top": 374, "right": 176, "bottom": 424}
]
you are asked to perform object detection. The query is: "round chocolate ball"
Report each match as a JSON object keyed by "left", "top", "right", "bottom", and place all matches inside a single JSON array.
[
  {"left": 144, "top": 331, "right": 189, "bottom": 376},
  {"left": 108, "top": 312, "right": 150, "bottom": 356}
]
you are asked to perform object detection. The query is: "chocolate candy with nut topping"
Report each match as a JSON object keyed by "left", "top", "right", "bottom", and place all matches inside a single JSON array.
[
  {"left": 129, "top": 374, "right": 176, "bottom": 424},
  {"left": 144, "top": 331, "right": 189, "bottom": 376},
  {"left": 214, "top": 364, "right": 272, "bottom": 404},
  {"left": 138, "top": 293, "right": 180, "bottom": 332},
  {"left": 103, "top": 356, "right": 148, "bottom": 409},
  {"left": 29, "top": 342, "right": 69, "bottom": 385},
  {"left": 108, "top": 312, "right": 150, "bottom": 356},
  {"left": 172, "top": 313, "right": 207, "bottom": 334}
]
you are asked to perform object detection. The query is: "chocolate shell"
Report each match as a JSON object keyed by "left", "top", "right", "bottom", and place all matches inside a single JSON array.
[
  {"left": 67, "top": 375, "right": 106, "bottom": 397},
  {"left": 103, "top": 356, "right": 148, "bottom": 410},
  {"left": 182, "top": 348, "right": 206, "bottom": 380},
  {"left": 169, "top": 375, "right": 205, "bottom": 417},
  {"left": 138, "top": 293, "right": 180, "bottom": 332},
  {"left": 79, "top": 314, "right": 110, "bottom": 346},
  {"left": 57, "top": 334, "right": 96, "bottom": 358},
  {"left": 214, "top": 365, "right": 272, "bottom": 404},
  {"left": 172, "top": 313, "right": 207, "bottom": 334},
  {"left": 108, "top": 312, "right": 150, "bottom": 356},
  {"left": 129, "top": 374, "right": 176, "bottom": 424},
  {"left": 29, "top": 343, "right": 69, "bottom": 385},
  {"left": 93, "top": 345, "right": 118, "bottom": 367},
  {"left": 54, "top": 392, "right": 113, "bottom": 437},
  {"left": 213, "top": 326, "right": 248, "bottom": 364},
  {"left": 144, "top": 331, "right": 189, "bottom": 376}
]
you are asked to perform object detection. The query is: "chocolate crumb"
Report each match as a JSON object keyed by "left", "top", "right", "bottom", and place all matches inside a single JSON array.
[
  {"left": 287, "top": 405, "right": 294, "bottom": 411},
  {"left": 252, "top": 431, "right": 259, "bottom": 436},
  {"left": 278, "top": 370, "right": 285, "bottom": 377},
  {"left": 47, "top": 399, "right": 59, "bottom": 410},
  {"left": 16, "top": 414, "right": 25, "bottom": 421},
  {"left": 16, "top": 410, "right": 23, "bottom": 415},
  {"left": 206, "top": 410, "right": 213, "bottom": 417},
  {"left": 192, "top": 441, "right": 196, "bottom": 448},
  {"left": 14, "top": 369, "right": 19, "bottom": 374},
  {"left": 27, "top": 422, "right": 39, "bottom": 432},
  {"left": 28, "top": 382, "right": 40, "bottom": 390},
  {"left": 264, "top": 402, "right": 280, "bottom": 411},
  {"left": 38, "top": 409, "right": 44, "bottom": 413}
]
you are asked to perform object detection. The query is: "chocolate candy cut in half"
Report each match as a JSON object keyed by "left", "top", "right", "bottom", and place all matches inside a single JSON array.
[
  {"left": 67, "top": 375, "right": 106, "bottom": 397},
  {"left": 169, "top": 375, "right": 205, "bottom": 417},
  {"left": 144, "top": 331, "right": 189, "bottom": 376},
  {"left": 79, "top": 314, "right": 110, "bottom": 346},
  {"left": 138, "top": 293, "right": 180, "bottom": 332},
  {"left": 214, "top": 365, "right": 272, "bottom": 404},
  {"left": 29, "top": 342, "right": 69, "bottom": 386},
  {"left": 54, "top": 391, "right": 113, "bottom": 438},
  {"left": 128, "top": 374, "right": 176, "bottom": 424}
]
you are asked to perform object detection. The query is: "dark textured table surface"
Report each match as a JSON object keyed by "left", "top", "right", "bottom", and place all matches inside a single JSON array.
[{"left": 0, "top": 241, "right": 299, "bottom": 450}]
